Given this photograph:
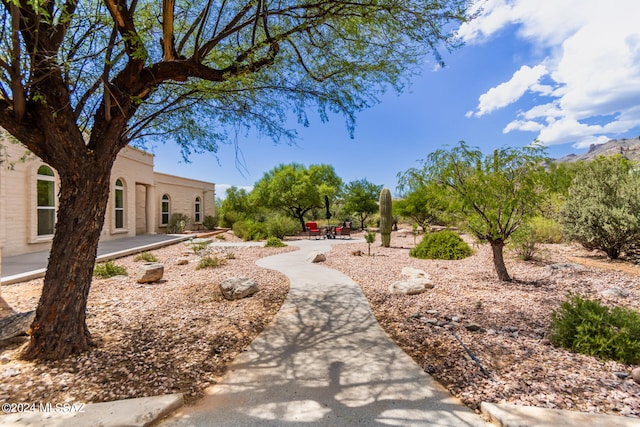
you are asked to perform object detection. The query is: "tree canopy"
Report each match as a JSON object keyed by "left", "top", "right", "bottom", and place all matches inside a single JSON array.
[
  {"left": 400, "top": 141, "right": 547, "bottom": 281},
  {"left": 342, "top": 178, "right": 382, "bottom": 229},
  {"left": 251, "top": 163, "right": 342, "bottom": 231},
  {"left": 0, "top": 0, "right": 471, "bottom": 360}
]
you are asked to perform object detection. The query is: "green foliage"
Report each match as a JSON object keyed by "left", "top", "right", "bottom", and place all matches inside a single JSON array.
[
  {"left": 203, "top": 215, "right": 217, "bottom": 230},
  {"left": 365, "top": 231, "right": 376, "bottom": 256},
  {"left": 133, "top": 252, "right": 158, "bottom": 262},
  {"left": 343, "top": 179, "right": 383, "bottom": 230},
  {"left": 189, "top": 241, "right": 210, "bottom": 254},
  {"left": 409, "top": 230, "right": 472, "bottom": 260},
  {"left": 379, "top": 188, "right": 393, "bottom": 247},
  {"left": 265, "top": 236, "right": 287, "bottom": 248},
  {"left": 166, "top": 213, "right": 190, "bottom": 234},
  {"left": 400, "top": 141, "right": 547, "bottom": 280},
  {"left": 251, "top": 163, "right": 343, "bottom": 232},
  {"left": 509, "top": 216, "right": 563, "bottom": 260},
  {"left": 394, "top": 181, "right": 452, "bottom": 230},
  {"left": 560, "top": 156, "right": 640, "bottom": 259},
  {"left": 196, "top": 256, "right": 227, "bottom": 270},
  {"left": 549, "top": 295, "right": 640, "bottom": 364},
  {"left": 93, "top": 261, "right": 128, "bottom": 278},
  {"left": 219, "top": 187, "right": 253, "bottom": 228},
  {"left": 265, "top": 214, "right": 300, "bottom": 239},
  {"left": 233, "top": 219, "right": 268, "bottom": 241}
]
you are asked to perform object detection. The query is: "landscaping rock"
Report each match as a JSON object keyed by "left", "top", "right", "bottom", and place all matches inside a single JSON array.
[
  {"left": 220, "top": 277, "right": 259, "bottom": 300},
  {"left": 465, "top": 323, "right": 484, "bottom": 332},
  {"left": 632, "top": 367, "right": 640, "bottom": 385},
  {"left": 136, "top": 262, "right": 164, "bottom": 283},
  {"left": 0, "top": 311, "right": 35, "bottom": 341},
  {"left": 175, "top": 257, "right": 189, "bottom": 266},
  {"left": 401, "top": 267, "right": 431, "bottom": 279},
  {"left": 306, "top": 251, "right": 326, "bottom": 263},
  {"left": 600, "top": 287, "right": 630, "bottom": 298},
  {"left": 389, "top": 278, "right": 434, "bottom": 295}
]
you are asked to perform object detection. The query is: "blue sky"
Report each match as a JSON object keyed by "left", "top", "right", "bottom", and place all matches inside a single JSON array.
[{"left": 153, "top": 0, "right": 640, "bottom": 198}]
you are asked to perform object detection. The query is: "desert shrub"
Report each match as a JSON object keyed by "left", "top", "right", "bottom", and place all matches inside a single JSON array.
[
  {"left": 203, "top": 215, "right": 217, "bottom": 230},
  {"left": 409, "top": 230, "right": 471, "bottom": 260},
  {"left": 265, "top": 214, "right": 299, "bottom": 239},
  {"left": 560, "top": 155, "right": 640, "bottom": 259},
  {"left": 189, "top": 240, "right": 209, "bottom": 254},
  {"left": 196, "top": 256, "right": 227, "bottom": 270},
  {"left": 133, "top": 252, "right": 158, "bottom": 262},
  {"left": 509, "top": 216, "right": 563, "bottom": 260},
  {"left": 265, "top": 236, "right": 286, "bottom": 248},
  {"left": 166, "top": 213, "right": 190, "bottom": 234},
  {"left": 549, "top": 295, "right": 640, "bottom": 364},
  {"left": 93, "top": 261, "right": 127, "bottom": 278},
  {"left": 215, "top": 234, "right": 227, "bottom": 240},
  {"left": 233, "top": 219, "right": 267, "bottom": 241}
]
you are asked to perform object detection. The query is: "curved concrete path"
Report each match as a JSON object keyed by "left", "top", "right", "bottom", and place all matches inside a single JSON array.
[{"left": 160, "top": 239, "right": 490, "bottom": 427}]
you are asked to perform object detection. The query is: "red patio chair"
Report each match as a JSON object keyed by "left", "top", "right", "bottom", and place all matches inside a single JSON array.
[{"left": 305, "top": 222, "right": 321, "bottom": 239}]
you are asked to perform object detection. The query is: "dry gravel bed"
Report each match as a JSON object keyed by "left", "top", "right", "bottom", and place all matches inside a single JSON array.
[
  {"left": 324, "top": 233, "right": 640, "bottom": 418},
  {"left": 0, "top": 237, "right": 294, "bottom": 405},
  {"left": 1, "top": 232, "right": 639, "bottom": 420}
]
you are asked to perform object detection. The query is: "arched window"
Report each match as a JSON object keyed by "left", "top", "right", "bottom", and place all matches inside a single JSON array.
[
  {"left": 161, "top": 194, "right": 170, "bottom": 226},
  {"left": 37, "top": 165, "right": 56, "bottom": 236},
  {"left": 194, "top": 196, "right": 201, "bottom": 223},
  {"left": 115, "top": 179, "right": 125, "bottom": 229}
]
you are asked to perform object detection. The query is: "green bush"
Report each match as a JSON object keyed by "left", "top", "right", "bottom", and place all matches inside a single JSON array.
[
  {"left": 166, "top": 213, "right": 190, "bottom": 234},
  {"left": 203, "top": 215, "right": 217, "bottom": 230},
  {"left": 196, "top": 256, "right": 227, "bottom": 270},
  {"left": 93, "top": 261, "right": 128, "bottom": 278},
  {"left": 509, "top": 216, "right": 563, "bottom": 260},
  {"left": 560, "top": 155, "right": 640, "bottom": 259},
  {"left": 233, "top": 219, "right": 268, "bottom": 241},
  {"left": 265, "top": 215, "right": 299, "bottom": 239},
  {"left": 265, "top": 236, "right": 286, "bottom": 247},
  {"left": 133, "top": 252, "right": 158, "bottom": 262},
  {"left": 409, "top": 230, "right": 472, "bottom": 260},
  {"left": 549, "top": 295, "right": 640, "bottom": 364}
]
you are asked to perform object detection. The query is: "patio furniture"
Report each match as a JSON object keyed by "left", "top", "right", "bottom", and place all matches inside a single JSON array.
[
  {"left": 305, "top": 222, "right": 322, "bottom": 239},
  {"left": 334, "top": 227, "right": 351, "bottom": 239}
]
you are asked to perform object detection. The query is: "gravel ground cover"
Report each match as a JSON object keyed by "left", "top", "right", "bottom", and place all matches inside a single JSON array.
[
  {"left": 324, "top": 232, "right": 640, "bottom": 418},
  {"left": 0, "top": 236, "right": 294, "bottom": 405},
  {"left": 1, "top": 231, "right": 639, "bottom": 420}
]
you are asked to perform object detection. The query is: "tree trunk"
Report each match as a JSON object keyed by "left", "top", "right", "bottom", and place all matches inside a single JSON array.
[
  {"left": 489, "top": 239, "right": 511, "bottom": 282},
  {"left": 22, "top": 156, "right": 114, "bottom": 360}
]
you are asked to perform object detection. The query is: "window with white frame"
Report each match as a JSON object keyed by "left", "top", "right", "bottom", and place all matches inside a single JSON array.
[
  {"left": 194, "top": 196, "right": 201, "bottom": 223},
  {"left": 37, "top": 165, "right": 56, "bottom": 236},
  {"left": 115, "top": 179, "right": 125, "bottom": 229},
  {"left": 161, "top": 194, "right": 170, "bottom": 226}
]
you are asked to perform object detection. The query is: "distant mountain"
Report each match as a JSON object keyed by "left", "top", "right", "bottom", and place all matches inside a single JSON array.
[{"left": 555, "top": 137, "right": 640, "bottom": 163}]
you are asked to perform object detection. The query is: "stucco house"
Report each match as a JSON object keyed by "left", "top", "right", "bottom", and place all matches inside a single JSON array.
[{"left": 0, "top": 135, "right": 215, "bottom": 276}]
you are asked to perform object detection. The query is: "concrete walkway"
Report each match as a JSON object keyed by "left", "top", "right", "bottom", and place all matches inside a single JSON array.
[
  {"left": 1, "top": 234, "right": 191, "bottom": 285},
  {"left": 159, "top": 239, "right": 490, "bottom": 427}
]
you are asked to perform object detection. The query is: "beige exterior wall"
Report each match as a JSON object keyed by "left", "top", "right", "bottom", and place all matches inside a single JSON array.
[
  {"left": 154, "top": 172, "right": 215, "bottom": 232},
  {"left": 0, "top": 137, "right": 215, "bottom": 261}
]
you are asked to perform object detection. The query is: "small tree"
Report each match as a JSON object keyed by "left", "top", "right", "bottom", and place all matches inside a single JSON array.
[
  {"left": 394, "top": 182, "right": 450, "bottom": 231},
  {"left": 402, "top": 141, "right": 546, "bottom": 281},
  {"left": 365, "top": 231, "right": 376, "bottom": 256},
  {"left": 560, "top": 156, "right": 640, "bottom": 259},
  {"left": 343, "top": 179, "right": 383, "bottom": 229}
]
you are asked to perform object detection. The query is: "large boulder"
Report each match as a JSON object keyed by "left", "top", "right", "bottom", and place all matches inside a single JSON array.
[
  {"left": 220, "top": 277, "right": 259, "bottom": 300},
  {"left": 389, "top": 278, "right": 434, "bottom": 295},
  {"left": 632, "top": 367, "right": 640, "bottom": 385},
  {"left": 136, "top": 262, "right": 164, "bottom": 283},
  {"left": 306, "top": 251, "right": 326, "bottom": 263},
  {"left": 0, "top": 311, "right": 35, "bottom": 341}
]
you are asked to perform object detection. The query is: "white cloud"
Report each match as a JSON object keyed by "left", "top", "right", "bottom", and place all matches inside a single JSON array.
[
  {"left": 468, "top": 64, "right": 547, "bottom": 117},
  {"left": 462, "top": 0, "right": 640, "bottom": 147},
  {"left": 215, "top": 184, "right": 253, "bottom": 199}
]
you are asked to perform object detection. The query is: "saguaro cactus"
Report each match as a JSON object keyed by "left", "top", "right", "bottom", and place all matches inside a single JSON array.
[{"left": 379, "top": 188, "right": 392, "bottom": 247}]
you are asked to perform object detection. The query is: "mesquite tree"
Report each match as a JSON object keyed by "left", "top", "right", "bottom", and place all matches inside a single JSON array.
[
  {"left": 0, "top": 0, "right": 469, "bottom": 360},
  {"left": 400, "top": 141, "right": 546, "bottom": 281}
]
